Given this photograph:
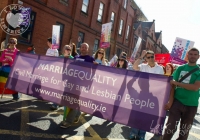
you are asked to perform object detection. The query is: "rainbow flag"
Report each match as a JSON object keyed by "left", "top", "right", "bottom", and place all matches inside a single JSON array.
[{"left": 0, "top": 66, "right": 16, "bottom": 94}]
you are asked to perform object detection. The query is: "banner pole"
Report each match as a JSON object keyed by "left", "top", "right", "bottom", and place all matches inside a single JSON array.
[{"left": 1, "top": 88, "right": 5, "bottom": 99}]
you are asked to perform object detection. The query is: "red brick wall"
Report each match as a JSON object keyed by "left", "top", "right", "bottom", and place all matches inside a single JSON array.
[{"left": 0, "top": 0, "right": 137, "bottom": 59}]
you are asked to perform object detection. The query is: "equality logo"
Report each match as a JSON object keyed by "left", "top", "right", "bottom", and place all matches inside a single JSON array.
[{"left": 0, "top": 4, "right": 31, "bottom": 35}]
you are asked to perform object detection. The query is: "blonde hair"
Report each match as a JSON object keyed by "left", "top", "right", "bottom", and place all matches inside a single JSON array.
[
  {"left": 10, "top": 38, "right": 17, "bottom": 44},
  {"left": 62, "top": 45, "right": 72, "bottom": 55}
]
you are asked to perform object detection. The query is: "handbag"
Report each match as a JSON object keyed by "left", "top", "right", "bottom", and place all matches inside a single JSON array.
[{"left": 178, "top": 66, "right": 200, "bottom": 82}]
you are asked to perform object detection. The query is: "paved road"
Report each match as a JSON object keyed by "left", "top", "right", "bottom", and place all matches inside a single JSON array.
[{"left": 0, "top": 94, "right": 200, "bottom": 140}]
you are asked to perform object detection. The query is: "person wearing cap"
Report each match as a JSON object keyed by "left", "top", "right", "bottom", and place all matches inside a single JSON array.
[
  {"left": 116, "top": 52, "right": 128, "bottom": 69},
  {"left": 129, "top": 50, "right": 164, "bottom": 140}
]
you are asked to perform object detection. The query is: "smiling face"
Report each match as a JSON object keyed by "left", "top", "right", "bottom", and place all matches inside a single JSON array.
[
  {"left": 119, "top": 59, "right": 125, "bottom": 66},
  {"left": 80, "top": 43, "right": 89, "bottom": 55},
  {"left": 166, "top": 64, "right": 172, "bottom": 73},
  {"left": 145, "top": 53, "right": 155, "bottom": 64},
  {"left": 63, "top": 45, "right": 72, "bottom": 56}
]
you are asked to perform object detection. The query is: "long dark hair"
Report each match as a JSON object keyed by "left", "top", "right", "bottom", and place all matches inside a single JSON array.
[
  {"left": 94, "top": 48, "right": 105, "bottom": 60},
  {"left": 117, "top": 60, "right": 128, "bottom": 69},
  {"left": 71, "top": 43, "right": 78, "bottom": 57}
]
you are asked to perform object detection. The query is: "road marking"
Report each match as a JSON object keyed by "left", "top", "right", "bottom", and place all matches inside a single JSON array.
[
  {"left": 0, "top": 129, "right": 105, "bottom": 140},
  {"left": 0, "top": 106, "right": 64, "bottom": 114},
  {"left": 79, "top": 115, "right": 102, "bottom": 140},
  {"left": 189, "top": 132, "right": 200, "bottom": 139},
  {"left": 20, "top": 101, "right": 30, "bottom": 140}
]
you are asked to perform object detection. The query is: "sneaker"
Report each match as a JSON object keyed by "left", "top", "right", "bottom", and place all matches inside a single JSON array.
[
  {"left": 60, "top": 121, "right": 71, "bottom": 128},
  {"left": 129, "top": 136, "right": 139, "bottom": 140},
  {"left": 139, "top": 137, "right": 145, "bottom": 140},
  {"left": 50, "top": 105, "right": 58, "bottom": 110},
  {"left": 12, "top": 98, "right": 19, "bottom": 101},
  {"left": 74, "top": 115, "right": 81, "bottom": 123}
]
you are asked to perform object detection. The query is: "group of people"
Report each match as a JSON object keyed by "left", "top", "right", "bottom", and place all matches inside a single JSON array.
[{"left": 0, "top": 37, "right": 200, "bottom": 140}]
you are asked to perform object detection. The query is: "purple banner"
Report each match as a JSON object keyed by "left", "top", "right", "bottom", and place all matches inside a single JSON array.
[{"left": 6, "top": 53, "right": 171, "bottom": 134}]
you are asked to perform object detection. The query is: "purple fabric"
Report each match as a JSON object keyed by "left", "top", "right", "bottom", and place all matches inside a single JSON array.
[{"left": 6, "top": 53, "right": 172, "bottom": 134}]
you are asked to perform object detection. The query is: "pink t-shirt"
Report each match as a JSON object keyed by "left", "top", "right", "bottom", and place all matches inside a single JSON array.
[{"left": 0, "top": 48, "right": 19, "bottom": 66}]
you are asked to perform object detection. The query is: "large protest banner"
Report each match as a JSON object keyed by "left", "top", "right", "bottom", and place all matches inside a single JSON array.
[
  {"left": 170, "top": 37, "right": 195, "bottom": 64},
  {"left": 6, "top": 53, "right": 171, "bottom": 134}
]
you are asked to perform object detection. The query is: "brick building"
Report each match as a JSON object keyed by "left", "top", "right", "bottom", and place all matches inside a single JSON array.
[
  {"left": 0, "top": 0, "right": 148, "bottom": 60},
  {"left": 133, "top": 20, "right": 169, "bottom": 58}
]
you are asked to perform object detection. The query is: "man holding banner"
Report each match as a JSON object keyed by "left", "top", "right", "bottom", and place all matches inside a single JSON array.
[
  {"left": 162, "top": 48, "right": 200, "bottom": 140},
  {"left": 130, "top": 50, "right": 164, "bottom": 140}
]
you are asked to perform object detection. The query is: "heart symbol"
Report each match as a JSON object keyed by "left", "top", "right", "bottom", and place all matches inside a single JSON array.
[{"left": 6, "top": 12, "right": 23, "bottom": 28}]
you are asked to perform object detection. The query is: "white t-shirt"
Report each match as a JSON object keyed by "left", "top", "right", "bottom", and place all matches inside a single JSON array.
[
  {"left": 138, "top": 63, "right": 164, "bottom": 74},
  {"left": 46, "top": 48, "right": 59, "bottom": 57}
]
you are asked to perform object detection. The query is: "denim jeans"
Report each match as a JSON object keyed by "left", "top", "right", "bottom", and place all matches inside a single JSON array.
[
  {"left": 12, "top": 92, "right": 19, "bottom": 99},
  {"left": 129, "top": 128, "right": 146, "bottom": 139},
  {"left": 162, "top": 99, "right": 197, "bottom": 140},
  {"left": 66, "top": 109, "right": 81, "bottom": 124}
]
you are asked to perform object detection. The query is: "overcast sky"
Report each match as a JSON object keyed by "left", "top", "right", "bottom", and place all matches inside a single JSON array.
[{"left": 134, "top": 0, "right": 200, "bottom": 64}]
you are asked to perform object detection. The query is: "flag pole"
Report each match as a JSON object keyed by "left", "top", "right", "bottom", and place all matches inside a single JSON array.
[{"left": 1, "top": 88, "right": 5, "bottom": 99}]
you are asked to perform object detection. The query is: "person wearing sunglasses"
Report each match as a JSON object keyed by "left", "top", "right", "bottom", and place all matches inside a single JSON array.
[
  {"left": 133, "top": 50, "right": 164, "bottom": 74},
  {"left": 116, "top": 54, "right": 128, "bottom": 69},
  {"left": 0, "top": 38, "right": 20, "bottom": 101},
  {"left": 130, "top": 50, "right": 164, "bottom": 140},
  {"left": 50, "top": 45, "right": 74, "bottom": 110},
  {"left": 94, "top": 48, "right": 107, "bottom": 65}
]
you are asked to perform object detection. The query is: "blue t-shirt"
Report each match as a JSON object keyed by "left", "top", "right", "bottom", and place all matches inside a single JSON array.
[{"left": 75, "top": 55, "right": 95, "bottom": 63}]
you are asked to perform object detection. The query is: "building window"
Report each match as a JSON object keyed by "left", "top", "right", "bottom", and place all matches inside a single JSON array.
[
  {"left": 18, "top": 11, "right": 36, "bottom": 44},
  {"left": 59, "top": 0, "right": 68, "bottom": 6},
  {"left": 126, "top": 25, "right": 130, "bottom": 40},
  {"left": 97, "top": 2, "right": 104, "bottom": 22},
  {"left": 81, "top": 0, "right": 89, "bottom": 13},
  {"left": 116, "top": 48, "right": 122, "bottom": 57},
  {"left": 118, "top": 19, "right": 124, "bottom": 35},
  {"left": 77, "top": 31, "right": 85, "bottom": 53},
  {"left": 93, "top": 39, "right": 99, "bottom": 53},
  {"left": 110, "top": 12, "right": 115, "bottom": 30},
  {"left": 124, "top": 0, "right": 127, "bottom": 9},
  {"left": 105, "top": 46, "right": 111, "bottom": 60},
  {"left": 56, "top": 22, "right": 64, "bottom": 51}
]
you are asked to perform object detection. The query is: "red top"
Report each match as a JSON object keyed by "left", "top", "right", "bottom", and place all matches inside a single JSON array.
[{"left": 0, "top": 48, "right": 19, "bottom": 66}]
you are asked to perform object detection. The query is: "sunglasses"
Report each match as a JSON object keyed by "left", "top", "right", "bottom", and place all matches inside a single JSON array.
[
  {"left": 65, "top": 48, "right": 71, "bottom": 51},
  {"left": 98, "top": 52, "right": 104, "bottom": 55},
  {"left": 146, "top": 56, "right": 154, "bottom": 59},
  {"left": 119, "top": 59, "right": 125, "bottom": 61},
  {"left": 9, "top": 41, "right": 15, "bottom": 44}
]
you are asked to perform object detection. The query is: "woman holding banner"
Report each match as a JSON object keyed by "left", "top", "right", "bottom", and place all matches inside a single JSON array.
[
  {"left": 50, "top": 45, "right": 74, "bottom": 110},
  {"left": 70, "top": 43, "right": 79, "bottom": 57},
  {"left": 116, "top": 52, "right": 128, "bottom": 69},
  {"left": 0, "top": 38, "right": 20, "bottom": 100},
  {"left": 94, "top": 48, "right": 107, "bottom": 65}
]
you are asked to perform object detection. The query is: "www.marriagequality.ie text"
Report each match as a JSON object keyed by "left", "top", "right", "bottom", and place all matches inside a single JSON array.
[{"left": 14, "top": 63, "right": 156, "bottom": 110}]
